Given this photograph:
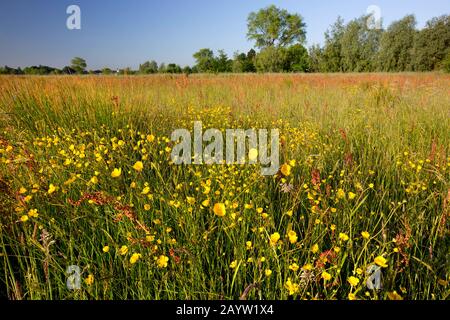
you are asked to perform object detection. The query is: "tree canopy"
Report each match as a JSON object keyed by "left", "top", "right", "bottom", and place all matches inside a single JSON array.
[{"left": 247, "top": 5, "right": 306, "bottom": 49}]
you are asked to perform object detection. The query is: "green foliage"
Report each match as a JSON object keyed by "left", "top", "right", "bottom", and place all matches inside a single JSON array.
[
  {"left": 139, "top": 61, "right": 158, "bottom": 74},
  {"left": 232, "top": 50, "right": 256, "bottom": 73},
  {"left": 339, "top": 16, "right": 382, "bottom": 72},
  {"left": 255, "top": 46, "right": 286, "bottom": 72},
  {"left": 443, "top": 52, "right": 450, "bottom": 73},
  {"left": 193, "top": 48, "right": 216, "bottom": 73},
  {"left": 193, "top": 49, "right": 232, "bottom": 73},
  {"left": 215, "top": 50, "right": 232, "bottom": 73},
  {"left": 283, "top": 44, "right": 310, "bottom": 72},
  {"left": 165, "top": 63, "right": 182, "bottom": 74},
  {"left": 0, "top": 66, "right": 24, "bottom": 75},
  {"left": 247, "top": 5, "right": 306, "bottom": 49},
  {"left": 23, "top": 65, "right": 57, "bottom": 75},
  {"left": 101, "top": 68, "right": 113, "bottom": 75},
  {"left": 70, "top": 57, "right": 87, "bottom": 74},
  {"left": 321, "top": 17, "right": 346, "bottom": 72},
  {"left": 377, "top": 15, "right": 417, "bottom": 71},
  {"left": 413, "top": 15, "right": 450, "bottom": 71}
]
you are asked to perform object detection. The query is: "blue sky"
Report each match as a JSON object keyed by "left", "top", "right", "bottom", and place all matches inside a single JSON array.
[{"left": 0, "top": 0, "right": 448, "bottom": 69}]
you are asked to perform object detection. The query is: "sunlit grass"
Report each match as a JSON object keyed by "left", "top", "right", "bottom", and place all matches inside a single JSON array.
[{"left": 0, "top": 74, "right": 449, "bottom": 300}]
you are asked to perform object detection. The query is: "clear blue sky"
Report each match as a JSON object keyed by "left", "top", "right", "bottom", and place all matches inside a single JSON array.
[{"left": 0, "top": 0, "right": 448, "bottom": 69}]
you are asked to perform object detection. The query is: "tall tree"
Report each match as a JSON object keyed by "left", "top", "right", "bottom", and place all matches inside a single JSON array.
[
  {"left": 339, "top": 16, "right": 382, "bottom": 72},
  {"left": 308, "top": 44, "right": 324, "bottom": 72},
  {"left": 413, "top": 15, "right": 450, "bottom": 71},
  {"left": 377, "top": 15, "right": 417, "bottom": 71},
  {"left": 321, "top": 17, "right": 346, "bottom": 72},
  {"left": 70, "top": 57, "right": 87, "bottom": 74},
  {"left": 216, "top": 50, "right": 232, "bottom": 72},
  {"left": 193, "top": 48, "right": 216, "bottom": 73},
  {"left": 283, "top": 44, "right": 310, "bottom": 72},
  {"left": 247, "top": 5, "right": 306, "bottom": 49}
]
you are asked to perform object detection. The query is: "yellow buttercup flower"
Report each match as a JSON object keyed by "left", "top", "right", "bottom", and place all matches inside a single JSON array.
[
  {"left": 213, "top": 203, "right": 226, "bottom": 217},
  {"left": 374, "top": 256, "right": 388, "bottom": 268},
  {"left": 19, "top": 187, "right": 27, "bottom": 194},
  {"left": 348, "top": 276, "right": 360, "bottom": 287},
  {"left": 302, "top": 263, "right": 313, "bottom": 271},
  {"left": 230, "top": 260, "right": 238, "bottom": 269},
  {"left": 280, "top": 163, "right": 292, "bottom": 176},
  {"left": 348, "top": 293, "right": 356, "bottom": 300},
  {"left": 48, "top": 183, "right": 57, "bottom": 194},
  {"left": 321, "top": 271, "right": 332, "bottom": 281},
  {"left": 339, "top": 233, "right": 349, "bottom": 242},
  {"left": 311, "top": 244, "right": 319, "bottom": 253},
  {"left": 119, "top": 245, "right": 128, "bottom": 255},
  {"left": 287, "top": 230, "right": 298, "bottom": 244},
  {"left": 85, "top": 274, "right": 94, "bottom": 286},
  {"left": 265, "top": 269, "right": 272, "bottom": 277},
  {"left": 289, "top": 263, "right": 299, "bottom": 271},
  {"left": 111, "top": 168, "right": 122, "bottom": 178},
  {"left": 27, "top": 209, "right": 38, "bottom": 218},
  {"left": 102, "top": 246, "right": 110, "bottom": 253},
  {"left": 336, "top": 188, "right": 346, "bottom": 199},
  {"left": 20, "top": 215, "right": 29, "bottom": 222},
  {"left": 146, "top": 134, "right": 155, "bottom": 142},
  {"left": 246, "top": 241, "right": 252, "bottom": 250},
  {"left": 186, "top": 196, "right": 196, "bottom": 205},
  {"left": 361, "top": 231, "right": 370, "bottom": 239},
  {"left": 284, "top": 278, "right": 299, "bottom": 295},
  {"left": 269, "top": 232, "right": 280, "bottom": 246},
  {"left": 348, "top": 192, "right": 357, "bottom": 200},
  {"left": 157, "top": 255, "right": 169, "bottom": 268},
  {"left": 133, "top": 161, "right": 144, "bottom": 172},
  {"left": 141, "top": 186, "right": 150, "bottom": 195},
  {"left": 130, "top": 253, "right": 142, "bottom": 264}
]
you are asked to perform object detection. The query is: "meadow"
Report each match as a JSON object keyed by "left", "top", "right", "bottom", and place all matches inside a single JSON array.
[{"left": 0, "top": 73, "right": 449, "bottom": 300}]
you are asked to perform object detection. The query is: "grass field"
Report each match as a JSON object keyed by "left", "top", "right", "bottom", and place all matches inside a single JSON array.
[{"left": 0, "top": 73, "right": 449, "bottom": 300}]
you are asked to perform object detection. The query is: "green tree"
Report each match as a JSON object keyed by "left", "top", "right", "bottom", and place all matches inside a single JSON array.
[
  {"left": 283, "top": 44, "right": 310, "bottom": 72},
  {"left": 247, "top": 5, "right": 306, "bottom": 49},
  {"left": 102, "top": 68, "right": 113, "bottom": 75},
  {"left": 166, "top": 63, "right": 182, "bottom": 73},
  {"left": 443, "top": 52, "right": 450, "bottom": 73},
  {"left": 377, "top": 15, "right": 417, "bottom": 71},
  {"left": 413, "top": 15, "right": 450, "bottom": 71},
  {"left": 70, "top": 57, "right": 87, "bottom": 74},
  {"left": 139, "top": 60, "right": 158, "bottom": 74},
  {"left": 193, "top": 48, "right": 216, "bottom": 73},
  {"left": 233, "top": 49, "right": 257, "bottom": 73},
  {"left": 321, "top": 17, "right": 346, "bottom": 72},
  {"left": 340, "top": 16, "right": 382, "bottom": 72},
  {"left": 255, "top": 46, "right": 286, "bottom": 72},
  {"left": 308, "top": 44, "right": 324, "bottom": 72},
  {"left": 216, "top": 50, "right": 232, "bottom": 72},
  {"left": 182, "top": 66, "right": 192, "bottom": 75}
]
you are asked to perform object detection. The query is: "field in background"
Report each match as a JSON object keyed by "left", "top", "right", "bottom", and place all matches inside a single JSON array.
[{"left": 0, "top": 74, "right": 449, "bottom": 300}]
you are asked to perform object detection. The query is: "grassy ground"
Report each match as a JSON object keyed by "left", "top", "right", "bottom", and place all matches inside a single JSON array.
[{"left": 0, "top": 73, "right": 449, "bottom": 300}]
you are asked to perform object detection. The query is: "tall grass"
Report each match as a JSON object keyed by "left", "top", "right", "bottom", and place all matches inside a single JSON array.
[{"left": 0, "top": 74, "right": 449, "bottom": 300}]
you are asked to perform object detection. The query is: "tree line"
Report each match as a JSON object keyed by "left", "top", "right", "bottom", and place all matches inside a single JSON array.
[{"left": 1, "top": 6, "right": 449, "bottom": 75}]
